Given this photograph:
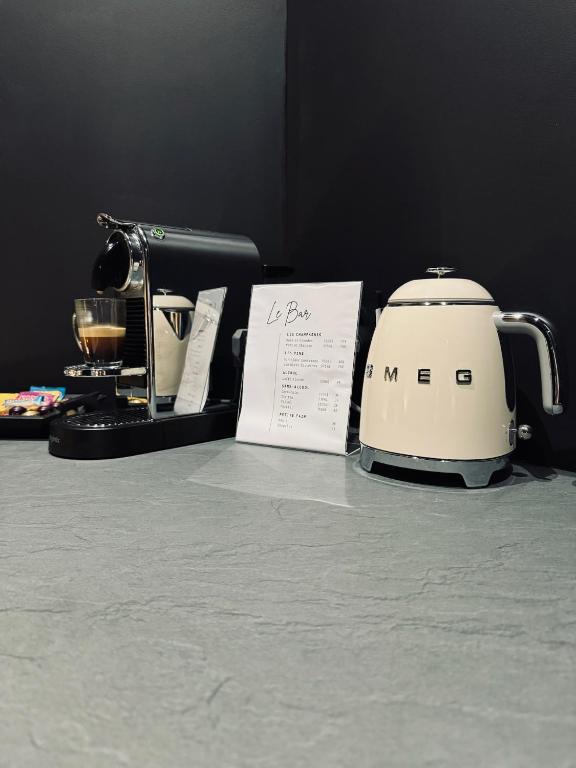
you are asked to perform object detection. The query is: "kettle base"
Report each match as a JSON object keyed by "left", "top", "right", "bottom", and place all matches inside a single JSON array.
[{"left": 359, "top": 445, "right": 509, "bottom": 489}]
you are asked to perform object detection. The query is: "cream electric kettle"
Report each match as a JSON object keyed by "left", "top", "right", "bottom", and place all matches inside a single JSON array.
[
  {"left": 359, "top": 267, "right": 563, "bottom": 487},
  {"left": 152, "top": 289, "right": 194, "bottom": 401}
]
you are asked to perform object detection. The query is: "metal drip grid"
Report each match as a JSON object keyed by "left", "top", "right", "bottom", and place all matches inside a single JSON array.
[{"left": 61, "top": 408, "right": 153, "bottom": 429}]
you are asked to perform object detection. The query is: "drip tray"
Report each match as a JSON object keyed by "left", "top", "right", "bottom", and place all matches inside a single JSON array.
[{"left": 49, "top": 405, "right": 238, "bottom": 459}]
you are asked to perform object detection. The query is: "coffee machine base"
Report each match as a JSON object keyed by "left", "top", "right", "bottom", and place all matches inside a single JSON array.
[
  {"left": 48, "top": 404, "right": 238, "bottom": 460},
  {"left": 359, "top": 444, "right": 509, "bottom": 489}
]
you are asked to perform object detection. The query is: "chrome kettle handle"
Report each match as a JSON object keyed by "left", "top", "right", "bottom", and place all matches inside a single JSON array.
[{"left": 493, "top": 312, "right": 563, "bottom": 415}]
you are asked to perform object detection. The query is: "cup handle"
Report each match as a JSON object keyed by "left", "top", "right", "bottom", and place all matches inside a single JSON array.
[{"left": 72, "top": 313, "right": 83, "bottom": 353}]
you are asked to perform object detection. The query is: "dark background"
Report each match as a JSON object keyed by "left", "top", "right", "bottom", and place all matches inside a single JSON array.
[
  {"left": 0, "top": 0, "right": 286, "bottom": 389},
  {"left": 2, "top": 0, "right": 576, "bottom": 468},
  {"left": 287, "top": 0, "right": 576, "bottom": 469}
]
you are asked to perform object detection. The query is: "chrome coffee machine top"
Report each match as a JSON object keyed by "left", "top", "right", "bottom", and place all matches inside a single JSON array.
[
  {"left": 50, "top": 212, "right": 261, "bottom": 459},
  {"left": 359, "top": 267, "right": 563, "bottom": 487}
]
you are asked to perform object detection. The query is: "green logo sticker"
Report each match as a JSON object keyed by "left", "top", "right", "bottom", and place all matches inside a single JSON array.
[{"left": 151, "top": 227, "right": 165, "bottom": 240}]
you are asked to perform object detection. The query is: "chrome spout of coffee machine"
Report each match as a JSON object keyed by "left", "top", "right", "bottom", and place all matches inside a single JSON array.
[{"left": 49, "top": 212, "right": 262, "bottom": 459}]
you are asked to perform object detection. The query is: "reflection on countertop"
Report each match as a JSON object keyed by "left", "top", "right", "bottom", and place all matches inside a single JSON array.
[{"left": 0, "top": 438, "right": 575, "bottom": 767}]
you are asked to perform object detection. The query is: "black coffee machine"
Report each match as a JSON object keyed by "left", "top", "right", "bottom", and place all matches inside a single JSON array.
[{"left": 49, "top": 212, "right": 261, "bottom": 459}]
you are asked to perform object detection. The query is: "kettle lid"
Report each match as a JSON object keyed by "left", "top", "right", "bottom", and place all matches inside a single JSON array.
[{"left": 388, "top": 267, "right": 494, "bottom": 303}]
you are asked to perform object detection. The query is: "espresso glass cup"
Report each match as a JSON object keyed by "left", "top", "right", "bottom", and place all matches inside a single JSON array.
[{"left": 73, "top": 298, "right": 126, "bottom": 367}]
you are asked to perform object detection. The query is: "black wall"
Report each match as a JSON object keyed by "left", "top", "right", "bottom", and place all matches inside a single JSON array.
[
  {"left": 288, "top": 0, "right": 576, "bottom": 469},
  {"left": 0, "top": 0, "right": 285, "bottom": 390}
]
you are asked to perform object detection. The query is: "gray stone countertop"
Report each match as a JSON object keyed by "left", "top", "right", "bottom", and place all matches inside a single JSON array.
[{"left": 0, "top": 438, "right": 575, "bottom": 768}]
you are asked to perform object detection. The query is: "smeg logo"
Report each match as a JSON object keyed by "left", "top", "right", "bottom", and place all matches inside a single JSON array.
[{"left": 365, "top": 364, "right": 473, "bottom": 385}]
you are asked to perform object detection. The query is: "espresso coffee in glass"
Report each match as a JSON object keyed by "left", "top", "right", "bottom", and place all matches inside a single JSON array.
[{"left": 73, "top": 298, "right": 126, "bottom": 366}]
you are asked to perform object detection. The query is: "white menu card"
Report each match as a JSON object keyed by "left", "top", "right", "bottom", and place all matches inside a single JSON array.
[
  {"left": 237, "top": 282, "right": 362, "bottom": 455},
  {"left": 174, "top": 287, "right": 227, "bottom": 415}
]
